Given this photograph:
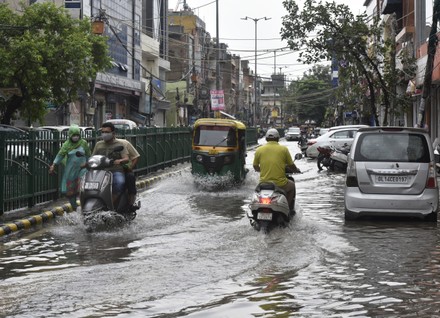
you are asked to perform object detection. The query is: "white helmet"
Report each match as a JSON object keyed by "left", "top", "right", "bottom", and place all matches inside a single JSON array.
[{"left": 265, "top": 128, "right": 280, "bottom": 139}]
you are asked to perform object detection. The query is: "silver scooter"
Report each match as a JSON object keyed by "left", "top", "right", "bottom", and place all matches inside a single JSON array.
[
  {"left": 79, "top": 146, "right": 139, "bottom": 231},
  {"left": 248, "top": 153, "right": 302, "bottom": 233}
]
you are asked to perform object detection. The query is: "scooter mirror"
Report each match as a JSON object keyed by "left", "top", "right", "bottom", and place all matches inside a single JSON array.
[
  {"left": 294, "top": 153, "right": 303, "bottom": 160},
  {"left": 113, "top": 145, "right": 124, "bottom": 152}
]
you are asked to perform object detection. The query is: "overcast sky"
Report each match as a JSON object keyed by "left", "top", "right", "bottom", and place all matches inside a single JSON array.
[{"left": 168, "top": 0, "right": 367, "bottom": 80}]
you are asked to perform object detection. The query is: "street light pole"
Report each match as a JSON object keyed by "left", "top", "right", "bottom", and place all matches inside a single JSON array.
[{"left": 241, "top": 16, "right": 271, "bottom": 127}]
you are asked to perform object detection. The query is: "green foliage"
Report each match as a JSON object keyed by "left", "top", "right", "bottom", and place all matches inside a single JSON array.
[
  {"left": 281, "top": 0, "right": 416, "bottom": 126},
  {"left": 0, "top": 2, "right": 112, "bottom": 124},
  {"left": 284, "top": 65, "right": 332, "bottom": 126}
]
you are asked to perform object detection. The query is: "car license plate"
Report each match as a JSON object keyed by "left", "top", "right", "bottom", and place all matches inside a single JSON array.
[
  {"left": 257, "top": 212, "right": 272, "bottom": 220},
  {"left": 375, "top": 175, "right": 408, "bottom": 184},
  {"left": 85, "top": 182, "right": 99, "bottom": 190}
]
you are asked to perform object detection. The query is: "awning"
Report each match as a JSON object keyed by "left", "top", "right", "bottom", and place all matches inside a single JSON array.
[
  {"left": 156, "top": 99, "right": 171, "bottom": 110},
  {"left": 382, "top": 0, "right": 401, "bottom": 14}
]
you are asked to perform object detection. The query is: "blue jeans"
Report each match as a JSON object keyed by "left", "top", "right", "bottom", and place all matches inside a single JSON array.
[{"left": 112, "top": 171, "right": 126, "bottom": 195}]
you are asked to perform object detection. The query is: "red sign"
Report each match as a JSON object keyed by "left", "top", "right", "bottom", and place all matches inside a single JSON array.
[{"left": 210, "top": 90, "right": 225, "bottom": 111}]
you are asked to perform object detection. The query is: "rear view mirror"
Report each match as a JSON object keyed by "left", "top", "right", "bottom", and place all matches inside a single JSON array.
[{"left": 294, "top": 153, "right": 303, "bottom": 160}]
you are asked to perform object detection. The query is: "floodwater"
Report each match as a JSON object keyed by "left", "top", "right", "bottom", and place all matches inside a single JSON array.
[{"left": 1, "top": 140, "right": 440, "bottom": 317}]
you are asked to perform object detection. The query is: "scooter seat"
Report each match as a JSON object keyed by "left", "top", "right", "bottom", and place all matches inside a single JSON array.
[
  {"left": 255, "top": 182, "right": 287, "bottom": 196},
  {"left": 255, "top": 182, "right": 276, "bottom": 191}
]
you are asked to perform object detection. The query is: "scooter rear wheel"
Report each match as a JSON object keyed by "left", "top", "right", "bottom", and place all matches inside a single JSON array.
[{"left": 259, "top": 221, "right": 270, "bottom": 234}]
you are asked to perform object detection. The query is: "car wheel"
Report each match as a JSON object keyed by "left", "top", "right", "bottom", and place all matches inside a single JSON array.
[
  {"left": 344, "top": 209, "right": 359, "bottom": 221},
  {"left": 424, "top": 212, "right": 438, "bottom": 222}
]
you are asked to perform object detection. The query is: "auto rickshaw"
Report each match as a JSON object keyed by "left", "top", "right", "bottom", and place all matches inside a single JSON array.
[{"left": 191, "top": 118, "right": 248, "bottom": 183}]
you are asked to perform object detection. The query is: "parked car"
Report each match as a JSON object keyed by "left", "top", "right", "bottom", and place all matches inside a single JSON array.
[
  {"left": 105, "top": 119, "right": 138, "bottom": 130},
  {"left": 318, "top": 128, "right": 329, "bottom": 136},
  {"left": 344, "top": 127, "right": 438, "bottom": 221},
  {"left": 0, "top": 125, "right": 50, "bottom": 169},
  {"left": 40, "top": 125, "right": 94, "bottom": 138},
  {"left": 328, "top": 124, "right": 369, "bottom": 132},
  {"left": 306, "top": 126, "right": 366, "bottom": 158},
  {"left": 285, "top": 126, "right": 301, "bottom": 141}
]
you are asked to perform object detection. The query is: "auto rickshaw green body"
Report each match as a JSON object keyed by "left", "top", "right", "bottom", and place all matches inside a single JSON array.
[{"left": 191, "top": 118, "right": 248, "bottom": 183}]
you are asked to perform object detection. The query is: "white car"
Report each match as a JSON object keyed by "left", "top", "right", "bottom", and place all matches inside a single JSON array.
[
  {"left": 285, "top": 127, "right": 301, "bottom": 141},
  {"left": 306, "top": 126, "right": 366, "bottom": 158},
  {"left": 344, "top": 127, "right": 438, "bottom": 221},
  {"left": 105, "top": 119, "right": 138, "bottom": 130}
]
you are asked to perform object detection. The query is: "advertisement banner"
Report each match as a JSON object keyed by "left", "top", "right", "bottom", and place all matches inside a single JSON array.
[{"left": 210, "top": 90, "right": 225, "bottom": 111}]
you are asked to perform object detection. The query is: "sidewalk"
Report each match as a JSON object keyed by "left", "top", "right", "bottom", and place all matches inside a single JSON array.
[{"left": 0, "top": 163, "right": 190, "bottom": 238}]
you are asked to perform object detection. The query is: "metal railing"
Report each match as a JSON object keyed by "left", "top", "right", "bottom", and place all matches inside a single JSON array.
[{"left": 0, "top": 126, "right": 258, "bottom": 215}]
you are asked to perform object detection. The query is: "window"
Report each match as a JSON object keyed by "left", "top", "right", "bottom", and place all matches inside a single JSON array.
[
  {"left": 194, "top": 126, "right": 236, "bottom": 147},
  {"left": 355, "top": 133, "right": 430, "bottom": 162}
]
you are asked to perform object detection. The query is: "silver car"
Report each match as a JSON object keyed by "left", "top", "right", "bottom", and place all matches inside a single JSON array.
[
  {"left": 285, "top": 127, "right": 301, "bottom": 141},
  {"left": 344, "top": 127, "right": 439, "bottom": 221}
]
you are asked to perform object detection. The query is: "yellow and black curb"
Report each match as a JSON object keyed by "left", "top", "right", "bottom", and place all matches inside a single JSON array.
[
  {"left": 0, "top": 203, "right": 75, "bottom": 238},
  {"left": 0, "top": 169, "right": 184, "bottom": 238}
]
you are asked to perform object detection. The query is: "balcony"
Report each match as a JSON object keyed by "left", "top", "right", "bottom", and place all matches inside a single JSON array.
[{"left": 382, "top": 0, "right": 402, "bottom": 15}]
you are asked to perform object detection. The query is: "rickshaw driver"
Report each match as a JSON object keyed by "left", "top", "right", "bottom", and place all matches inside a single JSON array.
[{"left": 253, "top": 128, "right": 300, "bottom": 212}]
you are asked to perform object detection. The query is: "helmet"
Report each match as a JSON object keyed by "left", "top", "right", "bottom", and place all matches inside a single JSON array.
[{"left": 265, "top": 128, "right": 280, "bottom": 139}]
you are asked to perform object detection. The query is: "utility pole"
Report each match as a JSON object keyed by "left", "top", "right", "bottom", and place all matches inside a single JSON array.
[
  {"left": 241, "top": 16, "right": 271, "bottom": 126},
  {"left": 417, "top": 0, "right": 440, "bottom": 129}
]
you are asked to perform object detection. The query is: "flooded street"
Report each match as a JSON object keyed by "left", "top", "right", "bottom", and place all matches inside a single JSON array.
[{"left": 1, "top": 140, "right": 440, "bottom": 317}]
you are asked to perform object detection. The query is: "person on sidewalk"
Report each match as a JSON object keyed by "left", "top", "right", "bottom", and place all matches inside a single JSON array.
[
  {"left": 253, "top": 128, "right": 300, "bottom": 212},
  {"left": 49, "top": 125, "right": 91, "bottom": 210}
]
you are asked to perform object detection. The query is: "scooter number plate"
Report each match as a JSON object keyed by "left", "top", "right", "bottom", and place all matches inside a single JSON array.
[
  {"left": 85, "top": 182, "right": 99, "bottom": 190},
  {"left": 257, "top": 212, "right": 272, "bottom": 220}
]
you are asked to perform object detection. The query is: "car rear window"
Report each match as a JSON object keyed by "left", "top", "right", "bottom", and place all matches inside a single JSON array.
[{"left": 354, "top": 133, "right": 430, "bottom": 162}]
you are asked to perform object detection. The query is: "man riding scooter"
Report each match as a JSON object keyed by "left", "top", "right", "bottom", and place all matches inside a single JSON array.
[
  {"left": 92, "top": 122, "right": 130, "bottom": 209},
  {"left": 253, "top": 128, "right": 301, "bottom": 212}
]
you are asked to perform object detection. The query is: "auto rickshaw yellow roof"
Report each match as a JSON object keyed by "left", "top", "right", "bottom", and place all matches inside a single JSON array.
[{"left": 194, "top": 118, "right": 246, "bottom": 130}]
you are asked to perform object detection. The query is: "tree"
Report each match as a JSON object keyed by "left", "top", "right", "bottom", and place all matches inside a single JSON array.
[
  {"left": 280, "top": 0, "right": 415, "bottom": 126},
  {"left": 417, "top": 0, "right": 440, "bottom": 128},
  {"left": 0, "top": 3, "right": 111, "bottom": 125},
  {"left": 284, "top": 65, "right": 332, "bottom": 126}
]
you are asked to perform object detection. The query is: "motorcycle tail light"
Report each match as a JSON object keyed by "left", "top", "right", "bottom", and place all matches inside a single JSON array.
[{"left": 259, "top": 197, "right": 271, "bottom": 204}]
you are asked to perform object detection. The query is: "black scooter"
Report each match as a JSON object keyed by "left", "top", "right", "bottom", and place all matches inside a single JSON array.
[{"left": 79, "top": 146, "right": 140, "bottom": 231}]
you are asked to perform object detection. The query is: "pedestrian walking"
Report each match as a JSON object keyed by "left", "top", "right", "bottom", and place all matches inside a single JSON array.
[{"left": 49, "top": 125, "right": 91, "bottom": 210}]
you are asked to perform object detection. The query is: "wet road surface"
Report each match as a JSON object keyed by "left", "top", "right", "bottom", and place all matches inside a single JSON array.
[{"left": 1, "top": 140, "right": 440, "bottom": 317}]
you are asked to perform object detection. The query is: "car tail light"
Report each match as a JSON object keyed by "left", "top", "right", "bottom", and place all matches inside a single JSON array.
[
  {"left": 345, "top": 159, "right": 358, "bottom": 187},
  {"left": 426, "top": 163, "right": 437, "bottom": 189}
]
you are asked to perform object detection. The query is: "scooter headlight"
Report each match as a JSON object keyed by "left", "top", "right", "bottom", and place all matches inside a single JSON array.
[{"left": 87, "top": 156, "right": 102, "bottom": 169}]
